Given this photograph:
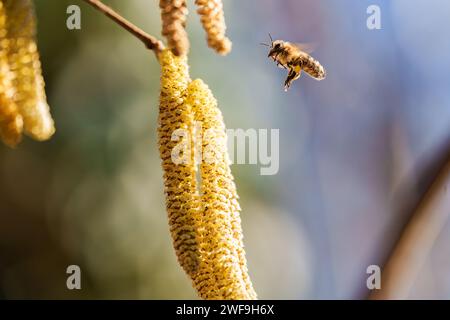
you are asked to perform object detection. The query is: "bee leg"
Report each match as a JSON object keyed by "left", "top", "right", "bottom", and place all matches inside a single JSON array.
[
  {"left": 276, "top": 62, "right": 287, "bottom": 69},
  {"left": 284, "top": 69, "right": 301, "bottom": 91}
]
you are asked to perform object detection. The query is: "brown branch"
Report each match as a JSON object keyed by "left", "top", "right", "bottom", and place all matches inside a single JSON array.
[
  {"left": 370, "top": 156, "right": 450, "bottom": 299},
  {"left": 82, "top": 0, "right": 165, "bottom": 56}
]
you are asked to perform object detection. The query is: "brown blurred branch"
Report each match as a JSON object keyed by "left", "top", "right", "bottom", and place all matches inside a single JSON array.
[
  {"left": 82, "top": 0, "right": 165, "bottom": 56},
  {"left": 370, "top": 156, "right": 450, "bottom": 299}
]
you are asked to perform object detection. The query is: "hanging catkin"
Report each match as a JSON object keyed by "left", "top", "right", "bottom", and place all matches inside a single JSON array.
[
  {"left": 187, "top": 79, "right": 256, "bottom": 299},
  {"left": 0, "top": 1, "right": 22, "bottom": 147},
  {"left": 4, "top": 0, "right": 54, "bottom": 141},
  {"left": 158, "top": 49, "right": 256, "bottom": 299},
  {"left": 157, "top": 49, "right": 200, "bottom": 276},
  {"left": 160, "top": 0, "right": 190, "bottom": 56},
  {"left": 195, "top": 0, "right": 232, "bottom": 55}
]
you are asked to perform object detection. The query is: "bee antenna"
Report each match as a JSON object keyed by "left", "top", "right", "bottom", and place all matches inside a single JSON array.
[
  {"left": 268, "top": 33, "right": 273, "bottom": 45},
  {"left": 259, "top": 42, "right": 270, "bottom": 47}
]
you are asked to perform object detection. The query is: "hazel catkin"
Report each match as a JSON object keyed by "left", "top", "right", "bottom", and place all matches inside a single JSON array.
[
  {"left": 160, "top": 0, "right": 190, "bottom": 56},
  {"left": 186, "top": 79, "right": 256, "bottom": 299},
  {"left": 158, "top": 49, "right": 200, "bottom": 276},
  {"left": 4, "top": 0, "right": 54, "bottom": 141},
  {"left": 0, "top": 1, "right": 22, "bottom": 147},
  {"left": 195, "top": 0, "right": 232, "bottom": 55},
  {"left": 158, "top": 49, "right": 255, "bottom": 299}
]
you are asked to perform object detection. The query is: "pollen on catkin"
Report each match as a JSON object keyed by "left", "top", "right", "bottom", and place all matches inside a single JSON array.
[
  {"left": 158, "top": 49, "right": 200, "bottom": 276},
  {"left": 158, "top": 49, "right": 256, "bottom": 300},
  {"left": 195, "top": 0, "right": 232, "bottom": 55},
  {"left": 186, "top": 79, "right": 256, "bottom": 299},
  {"left": 0, "top": 1, "right": 22, "bottom": 147},
  {"left": 160, "top": 0, "right": 190, "bottom": 56},
  {"left": 4, "top": 0, "right": 54, "bottom": 141}
]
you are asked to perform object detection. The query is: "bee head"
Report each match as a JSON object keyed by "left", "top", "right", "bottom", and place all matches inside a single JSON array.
[{"left": 268, "top": 40, "right": 285, "bottom": 58}]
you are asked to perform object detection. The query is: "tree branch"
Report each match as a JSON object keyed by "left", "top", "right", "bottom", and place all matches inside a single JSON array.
[
  {"left": 370, "top": 155, "right": 450, "bottom": 299},
  {"left": 82, "top": 0, "right": 165, "bottom": 56}
]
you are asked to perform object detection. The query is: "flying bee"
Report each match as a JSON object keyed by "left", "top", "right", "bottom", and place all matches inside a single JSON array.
[{"left": 261, "top": 34, "right": 326, "bottom": 91}]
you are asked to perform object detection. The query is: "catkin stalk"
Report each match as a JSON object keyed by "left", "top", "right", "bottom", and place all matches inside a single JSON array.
[
  {"left": 4, "top": 0, "right": 54, "bottom": 141},
  {"left": 0, "top": 1, "right": 22, "bottom": 147}
]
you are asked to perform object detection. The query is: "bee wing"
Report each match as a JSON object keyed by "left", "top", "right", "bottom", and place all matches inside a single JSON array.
[{"left": 292, "top": 42, "right": 318, "bottom": 54}]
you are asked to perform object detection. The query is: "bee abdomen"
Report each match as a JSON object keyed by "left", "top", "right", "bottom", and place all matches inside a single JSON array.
[{"left": 298, "top": 55, "right": 326, "bottom": 80}]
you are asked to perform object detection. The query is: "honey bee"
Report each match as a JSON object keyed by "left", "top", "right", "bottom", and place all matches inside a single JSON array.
[{"left": 262, "top": 34, "right": 326, "bottom": 91}]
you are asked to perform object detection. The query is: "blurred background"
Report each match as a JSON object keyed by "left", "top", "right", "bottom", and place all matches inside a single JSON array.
[{"left": 0, "top": 0, "right": 450, "bottom": 299}]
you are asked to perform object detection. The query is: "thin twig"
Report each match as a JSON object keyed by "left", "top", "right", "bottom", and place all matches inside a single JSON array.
[
  {"left": 82, "top": 0, "right": 165, "bottom": 56},
  {"left": 370, "top": 156, "right": 450, "bottom": 299}
]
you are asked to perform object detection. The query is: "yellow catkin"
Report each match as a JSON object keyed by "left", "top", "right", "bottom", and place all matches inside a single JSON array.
[
  {"left": 0, "top": 1, "right": 22, "bottom": 147},
  {"left": 4, "top": 0, "right": 54, "bottom": 141},
  {"left": 186, "top": 79, "right": 256, "bottom": 299},
  {"left": 195, "top": 0, "right": 232, "bottom": 55},
  {"left": 158, "top": 49, "right": 200, "bottom": 276},
  {"left": 160, "top": 0, "right": 190, "bottom": 57},
  {"left": 158, "top": 50, "right": 255, "bottom": 299}
]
